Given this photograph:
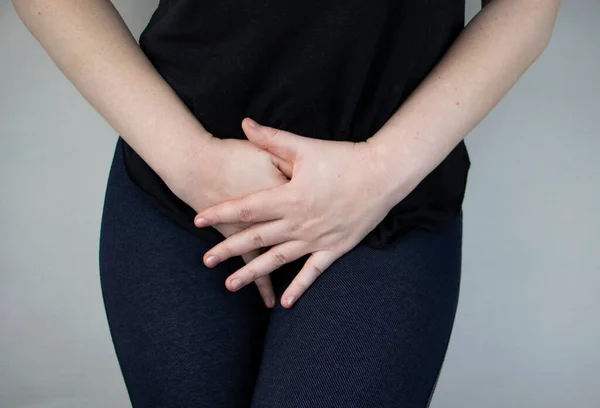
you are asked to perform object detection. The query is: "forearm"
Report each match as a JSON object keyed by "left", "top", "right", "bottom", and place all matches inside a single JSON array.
[
  {"left": 12, "top": 0, "right": 214, "bottom": 182},
  {"left": 367, "top": 0, "right": 561, "bottom": 203}
]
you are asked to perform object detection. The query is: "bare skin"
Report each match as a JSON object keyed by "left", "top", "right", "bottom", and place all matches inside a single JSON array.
[
  {"left": 12, "top": 0, "right": 562, "bottom": 309},
  {"left": 194, "top": 0, "right": 562, "bottom": 308},
  {"left": 11, "top": 0, "right": 288, "bottom": 308},
  {"left": 175, "top": 137, "right": 292, "bottom": 308}
]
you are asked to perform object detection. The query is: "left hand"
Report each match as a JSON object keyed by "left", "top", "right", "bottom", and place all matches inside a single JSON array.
[{"left": 193, "top": 118, "right": 411, "bottom": 308}]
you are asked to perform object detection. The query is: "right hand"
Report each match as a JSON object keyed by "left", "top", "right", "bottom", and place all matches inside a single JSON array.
[{"left": 163, "top": 130, "right": 292, "bottom": 308}]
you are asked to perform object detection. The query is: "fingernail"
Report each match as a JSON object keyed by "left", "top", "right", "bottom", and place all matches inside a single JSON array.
[
  {"left": 266, "top": 297, "right": 275, "bottom": 308},
  {"left": 205, "top": 255, "right": 219, "bottom": 267},
  {"left": 230, "top": 278, "right": 241, "bottom": 290},
  {"left": 286, "top": 295, "right": 295, "bottom": 307},
  {"left": 195, "top": 217, "right": 207, "bottom": 227},
  {"left": 247, "top": 118, "right": 258, "bottom": 128}
]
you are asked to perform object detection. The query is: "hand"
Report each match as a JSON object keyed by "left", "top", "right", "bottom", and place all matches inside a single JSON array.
[
  {"left": 163, "top": 131, "right": 291, "bottom": 308},
  {"left": 193, "top": 118, "right": 412, "bottom": 308},
  {"left": 212, "top": 224, "right": 271, "bottom": 305}
]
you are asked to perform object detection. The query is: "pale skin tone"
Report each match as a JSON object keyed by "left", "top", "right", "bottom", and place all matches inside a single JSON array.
[{"left": 13, "top": 0, "right": 561, "bottom": 309}]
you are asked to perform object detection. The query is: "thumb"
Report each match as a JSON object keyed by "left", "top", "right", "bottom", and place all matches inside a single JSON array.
[
  {"left": 270, "top": 154, "right": 294, "bottom": 179},
  {"left": 242, "top": 117, "right": 303, "bottom": 162}
]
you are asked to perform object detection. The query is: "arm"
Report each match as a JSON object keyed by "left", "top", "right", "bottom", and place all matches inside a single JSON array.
[
  {"left": 11, "top": 0, "right": 214, "bottom": 185},
  {"left": 12, "top": 0, "right": 293, "bottom": 308},
  {"left": 367, "top": 0, "right": 562, "bottom": 203}
]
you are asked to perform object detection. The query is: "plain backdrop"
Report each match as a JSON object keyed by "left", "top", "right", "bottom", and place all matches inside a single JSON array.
[{"left": 1, "top": 0, "right": 598, "bottom": 407}]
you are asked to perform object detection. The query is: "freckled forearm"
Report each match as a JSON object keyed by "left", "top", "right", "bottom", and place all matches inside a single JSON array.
[
  {"left": 11, "top": 0, "right": 215, "bottom": 183},
  {"left": 367, "top": 0, "right": 561, "bottom": 203}
]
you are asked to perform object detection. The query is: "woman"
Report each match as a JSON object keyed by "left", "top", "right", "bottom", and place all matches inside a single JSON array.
[{"left": 13, "top": 0, "right": 560, "bottom": 406}]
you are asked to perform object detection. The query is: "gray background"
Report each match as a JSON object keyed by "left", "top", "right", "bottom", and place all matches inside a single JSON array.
[{"left": 1, "top": 0, "right": 598, "bottom": 407}]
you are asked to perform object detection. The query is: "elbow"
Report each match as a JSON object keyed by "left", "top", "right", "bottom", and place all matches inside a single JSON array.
[
  {"left": 11, "top": 0, "right": 40, "bottom": 20},
  {"left": 538, "top": 2, "right": 561, "bottom": 55},
  {"left": 523, "top": 0, "right": 562, "bottom": 62}
]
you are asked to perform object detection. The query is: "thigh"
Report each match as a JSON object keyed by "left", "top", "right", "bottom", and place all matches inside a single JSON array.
[
  {"left": 99, "top": 139, "right": 271, "bottom": 408},
  {"left": 251, "top": 213, "right": 463, "bottom": 408}
]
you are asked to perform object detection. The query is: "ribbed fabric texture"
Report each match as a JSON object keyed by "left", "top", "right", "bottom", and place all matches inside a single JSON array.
[{"left": 100, "top": 140, "right": 463, "bottom": 407}]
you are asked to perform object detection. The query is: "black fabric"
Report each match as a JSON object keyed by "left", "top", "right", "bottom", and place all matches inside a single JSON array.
[
  {"left": 100, "top": 140, "right": 463, "bottom": 407},
  {"left": 121, "top": 0, "right": 471, "bottom": 249}
]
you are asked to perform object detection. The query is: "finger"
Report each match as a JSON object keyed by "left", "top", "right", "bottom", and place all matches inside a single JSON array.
[
  {"left": 254, "top": 276, "right": 276, "bottom": 308},
  {"left": 241, "top": 251, "right": 275, "bottom": 308},
  {"left": 203, "top": 219, "right": 291, "bottom": 267},
  {"left": 270, "top": 154, "right": 294, "bottom": 179},
  {"left": 225, "top": 240, "right": 306, "bottom": 292},
  {"left": 242, "top": 117, "right": 306, "bottom": 162},
  {"left": 194, "top": 185, "right": 289, "bottom": 227},
  {"left": 280, "top": 250, "right": 336, "bottom": 308}
]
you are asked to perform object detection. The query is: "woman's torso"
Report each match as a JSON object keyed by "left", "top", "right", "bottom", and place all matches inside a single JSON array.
[{"left": 121, "top": 0, "right": 471, "bottom": 248}]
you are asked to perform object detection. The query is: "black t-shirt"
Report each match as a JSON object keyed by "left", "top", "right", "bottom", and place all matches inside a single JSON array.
[{"left": 121, "top": 0, "right": 471, "bottom": 249}]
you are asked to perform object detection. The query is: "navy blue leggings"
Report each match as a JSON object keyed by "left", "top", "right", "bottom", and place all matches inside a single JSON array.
[{"left": 99, "top": 139, "right": 463, "bottom": 408}]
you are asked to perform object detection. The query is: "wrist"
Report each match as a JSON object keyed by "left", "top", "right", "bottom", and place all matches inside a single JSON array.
[
  {"left": 153, "top": 131, "right": 219, "bottom": 192},
  {"left": 363, "top": 133, "right": 429, "bottom": 206}
]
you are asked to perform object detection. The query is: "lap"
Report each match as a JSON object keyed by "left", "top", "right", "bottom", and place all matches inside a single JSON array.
[
  {"left": 252, "top": 214, "right": 463, "bottom": 408},
  {"left": 99, "top": 139, "right": 463, "bottom": 408},
  {"left": 99, "top": 140, "right": 270, "bottom": 407}
]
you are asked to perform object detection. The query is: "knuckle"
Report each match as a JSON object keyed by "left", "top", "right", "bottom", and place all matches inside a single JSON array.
[
  {"left": 246, "top": 268, "right": 259, "bottom": 282},
  {"left": 272, "top": 251, "right": 287, "bottom": 267},
  {"left": 288, "top": 221, "right": 301, "bottom": 234},
  {"left": 222, "top": 245, "right": 235, "bottom": 259},
  {"left": 267, "top": 127, "right": 281, "bottom": 140},
  {"left": 238, "top": 206, "right": 253, "bottom": 222},
  {"left": 312, "top": 264, "right": 324, "bottom": 279},
  {"left": 249, "top": 232, "right": 265, "bottom": 249},
  {"left": 241, "top": 269, "right": 257, "bottom": 283},
  {"left": 217, "top": 241, "right": 236, "bottom": 258},
  {"left": 290, "top": 219, "right": 313, "bottom": 237}
]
